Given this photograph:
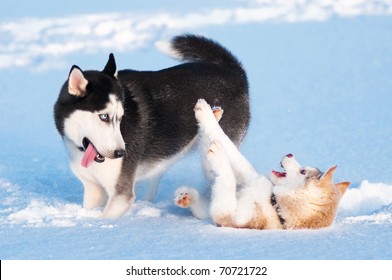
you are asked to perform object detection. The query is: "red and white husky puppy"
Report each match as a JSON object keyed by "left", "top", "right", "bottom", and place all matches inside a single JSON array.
[{"left": 175, "top": 99, "right": 350, "bottom": 230}]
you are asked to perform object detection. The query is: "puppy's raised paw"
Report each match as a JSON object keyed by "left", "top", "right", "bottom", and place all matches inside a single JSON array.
[
  {"left": 175, "top": 192, "right": 192, "bottom": 208},
  {"left": 195, "top": 99, "right": 215, "bottom": 122},
  {"left": 212, "top": 106, "right": 224, "bottom": 122},
  {"left": 194, "top": 98, "right": 210, "bottom": 112}
]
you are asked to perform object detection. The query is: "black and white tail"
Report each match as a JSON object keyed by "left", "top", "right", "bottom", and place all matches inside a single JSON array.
[{"left": 158, "top": 34, "right": 243, "bottom": 69}]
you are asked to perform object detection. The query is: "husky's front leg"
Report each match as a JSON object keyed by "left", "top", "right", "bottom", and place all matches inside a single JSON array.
[
  {"left": 195, "top": 99, "right": 258, "bottom": 185},
  {"left": 82, "top": 180, "right": 108, "bottom": 209},
  {"left": 102, "top": 193, "right": 134, "bottom": 218},
  {"left": 101, "top": 165, "right": 135, "bottom": 218},
  {"left": 207, "top": 141, "right": 237, "bottom": 227}
]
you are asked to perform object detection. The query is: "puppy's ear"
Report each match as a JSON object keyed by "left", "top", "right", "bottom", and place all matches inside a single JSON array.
[
  {"left": 102, "top": 53, "right": 117, "bottom": 77},
  {"left": 320, "top": 165, "right": 337, "bottom": 182},
  {"left": 336, "top": 182, "right": 350, "bottom": 197},
  {"left": 68, "top": 66, "right": 88, "bottom": 97}
]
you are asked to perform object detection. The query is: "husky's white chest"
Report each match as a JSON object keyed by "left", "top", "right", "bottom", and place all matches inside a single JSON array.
[{"left": 66, "top": 141, "right": 123, "bottom": 191}]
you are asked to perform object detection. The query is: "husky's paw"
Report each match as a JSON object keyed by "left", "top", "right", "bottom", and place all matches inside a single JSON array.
[{"left": 175, "top": 192, "right": 192, "bottom": 208}]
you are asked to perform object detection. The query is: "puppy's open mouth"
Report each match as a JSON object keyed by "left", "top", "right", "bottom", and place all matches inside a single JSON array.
[
  {"left": 272, "top": 156, "right": 289, "bottom": 178},
  {"left": 272, "top": 170, "right": 286, "bottom": 178},
  {"left": 81, "top": 138, "right": 105, "bottom": 168}
]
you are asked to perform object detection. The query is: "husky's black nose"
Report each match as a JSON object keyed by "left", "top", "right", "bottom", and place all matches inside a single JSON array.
[{"left": 114, "top": 149, "right": 126, "bottom": 158}]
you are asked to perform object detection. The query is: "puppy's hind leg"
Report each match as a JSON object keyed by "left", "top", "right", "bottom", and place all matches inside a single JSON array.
[
  {"left": 174, "top": 186, "right": 210, "bottom": 220},
  {"left": 195, "top": 99, "right": 259, "bottom": 185},
  {"left": 207, "top": 141, "right": 237, "bottom": 227}
]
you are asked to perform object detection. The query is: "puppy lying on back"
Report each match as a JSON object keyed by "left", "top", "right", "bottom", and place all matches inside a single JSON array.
[{"left": 175, "top": 99, "right": 350, "bottom": 230}]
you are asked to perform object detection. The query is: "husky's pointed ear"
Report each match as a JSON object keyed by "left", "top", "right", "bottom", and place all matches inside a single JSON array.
[
  {"left": 336, "top": 181, "right": 350, "bottom": 197},
  {"left": 320, "top": 165, "right": 337, "bottom": 182},
  {"left": 68, "top": 65, "right": 88, "bottom": 97},
  {"left": 102, "top": 53, "right": 116, "bottom": 77}
]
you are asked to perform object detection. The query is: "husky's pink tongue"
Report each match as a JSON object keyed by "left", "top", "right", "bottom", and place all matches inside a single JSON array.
[{"left": 81, "top": 143, "right": 97, "bottom": 168}]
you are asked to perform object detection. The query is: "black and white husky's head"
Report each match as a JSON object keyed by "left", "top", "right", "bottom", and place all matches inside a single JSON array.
[{"left": 54, "top": 54, "right": 126, "bottom": 168}]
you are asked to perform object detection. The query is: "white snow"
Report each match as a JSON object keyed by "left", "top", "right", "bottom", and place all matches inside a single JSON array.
[
  {"left": 340, "top": 181, "right": 392, "bottom": 217},
  {"left": 1, "top": 0, "right": 392, "bottom": 70},
  {"left": 6, "top": 199, "right": 100, "bottom": 227},
  {"left": 2, "top": 179, "right": 391, "bottom": 228}
]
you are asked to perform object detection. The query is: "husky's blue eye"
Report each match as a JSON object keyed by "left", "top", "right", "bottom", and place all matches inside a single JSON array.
[{"left": 99, "top": 114, "right": 109, "bottom": 122}]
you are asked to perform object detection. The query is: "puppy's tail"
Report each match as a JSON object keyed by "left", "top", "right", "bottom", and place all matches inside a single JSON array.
[{"left": 157, "top": 34, "right": 243, "bottom": 69}]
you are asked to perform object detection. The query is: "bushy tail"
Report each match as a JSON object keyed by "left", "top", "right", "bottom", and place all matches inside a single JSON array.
[{"left": 170, "top": 34, "right": 243, "bottom": 68}]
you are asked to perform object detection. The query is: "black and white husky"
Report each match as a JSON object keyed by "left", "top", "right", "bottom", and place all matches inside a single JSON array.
[{"left": 54, "top": 34, "right": 250, "bottom": 218}]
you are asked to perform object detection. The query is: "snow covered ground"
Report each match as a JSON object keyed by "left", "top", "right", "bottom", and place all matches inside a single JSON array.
[{"left": 1, "top": 0, "right": 392, "bottom": 259}]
